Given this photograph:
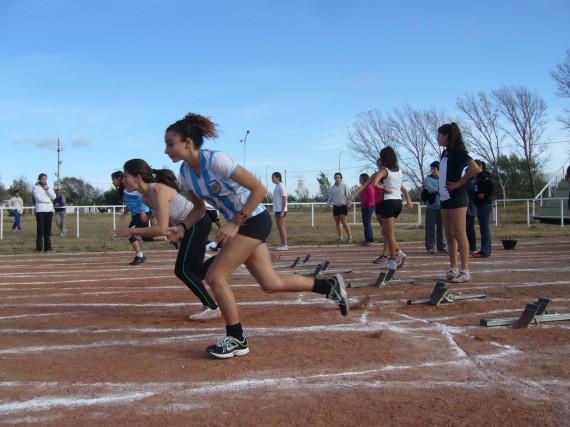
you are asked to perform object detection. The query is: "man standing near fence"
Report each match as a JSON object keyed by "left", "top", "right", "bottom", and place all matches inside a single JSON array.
[{"left": 54, "top": 188, "right": 67, "bottom": 237}]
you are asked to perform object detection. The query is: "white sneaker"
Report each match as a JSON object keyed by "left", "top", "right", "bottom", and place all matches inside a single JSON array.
[
  {"left": 381, "top": 258, "right": 392, "bottom": 270},
  {"left": 396, "top": 251, "right": 407, "bottom": 269},
  {"left": 188, "top": 306, "right": 221, "bottom": 321},
  {"left": 450, "top": 271, "right": 471, "bottom": 283},
  {"left": 275, "top": 245, "right": 288, "bottom": 251},
  {"left": 444, "top": 269, "right": 459, "bottom": 281},
  {"left": 386, "top": 259, "right": 397, "bottom": 270},
  {"left": 346, "top": 237, "right": 353, "bottom": 243}
]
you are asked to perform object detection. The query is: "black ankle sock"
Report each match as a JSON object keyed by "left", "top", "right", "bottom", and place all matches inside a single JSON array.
[
  {"left": 226, "top": 323, "right": 244, "bottom": 341},
  {"left": 312, "top": 278, "right": 331, "bottom": 295}
]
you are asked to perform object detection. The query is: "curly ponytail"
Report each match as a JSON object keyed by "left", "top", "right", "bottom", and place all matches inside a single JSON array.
[{"left": 166, "top": 113, "right": 219, "bottom": 148}]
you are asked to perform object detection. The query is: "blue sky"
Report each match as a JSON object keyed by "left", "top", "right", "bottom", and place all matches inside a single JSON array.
[{"left": 1, "top": 0, "right": 569, "bottom": 197}]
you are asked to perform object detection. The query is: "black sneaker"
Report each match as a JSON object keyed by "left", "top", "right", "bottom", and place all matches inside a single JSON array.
[
  {"left": 327, "top": 274, "right": 349, "bottom": 316},
  {"left": 207, "top": 336, "right": 249, "bottom": 359},
  {"left": 129, "top": 255, "right": 146, "bottom": 266}
]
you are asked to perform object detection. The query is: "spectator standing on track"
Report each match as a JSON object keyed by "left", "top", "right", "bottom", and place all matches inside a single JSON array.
[
  {"left": 9, "top": 190, "right": 23, "bottom": 232},
  {"left": 437, "top": 123, "right": 481, "bottom": 283},
  {"left": 326, "top": 172, "right": 353, "bottom": 243},
  {"left": 33, "top": 173, "right": 56, "bottom": 252},
  {"left": 472, "top": 160, "right": 494, "bottom": 258},
  {"left": 424, "top": 161, "right": 446, "bottom": 254},
  {"left": 272, "top": 171, "right": 288, "bottom": 251},
  {"left": 53, "top": 188, "right": 67, "bottom": 236},
  {"left": 358, "top": 173, "right": 375, "bottom": 246},
  {"left": 111, "top": 170, "right": 151, "bottom": 266},
  {"left": 112, "top": 159, "right": 220, "bottom": 320},
  {"left": 465, "top": 175, "right": 477, "bottom": 255},
  {"left": 164, "top": 112, "right": 349, "bottom": 359}
]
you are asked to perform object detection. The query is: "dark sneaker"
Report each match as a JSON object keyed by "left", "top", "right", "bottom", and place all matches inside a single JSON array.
[
  {"left": 129, "top": 255, "right": 146, "bottom": 266},
  {"left": 427, "top": 249, "right": 435, "bottom": 254},
  {"left": 327, "top": 274, "right": 349, "bottom": 316},
  {"left": 207, "top": 336, "right": 249, "bottom": 359}
]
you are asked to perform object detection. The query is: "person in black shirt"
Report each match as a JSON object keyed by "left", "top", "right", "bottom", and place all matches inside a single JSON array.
[
  {"left": 472, "top": 160, "right": 494, "bottom": 258},
  {"left": 437, "top": 123, "right": 481, "bottom": 283}
]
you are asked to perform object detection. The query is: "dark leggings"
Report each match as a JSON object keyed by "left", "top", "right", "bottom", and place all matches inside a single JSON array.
[
  {"left": 174, "top": 215, "right": 218, "bottom": 309},
  {"left": 35, "top": 211, "right": 53, "bottom": 251}
]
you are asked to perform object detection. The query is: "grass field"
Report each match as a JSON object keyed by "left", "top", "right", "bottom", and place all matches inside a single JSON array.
[{"left": 2, "top": 203, "right": 570, "bottom": 255}]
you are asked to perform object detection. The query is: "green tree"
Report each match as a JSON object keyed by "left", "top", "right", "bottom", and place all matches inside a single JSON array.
[
  {"left": 60, "top": 177, "right": 104, "bottom": 206},
  {"left": 103, "top": 186, "right": 122, "bottom": 205},
  {"left": 0, "top": 178, "right": 8, "bottom": 201},
  {"left": 316, "top": 172, "right": 331, "bottom": 202},
  {"left": 495, "top": 154, "right": 546, "bottom": 199},
  {"left": 8, "top": 176, "right": 34, "bottom": 205}
]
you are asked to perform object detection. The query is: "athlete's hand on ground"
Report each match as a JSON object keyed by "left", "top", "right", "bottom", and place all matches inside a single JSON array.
[{"left": 216, "top": 222, "right": 239, "bottom": 246}]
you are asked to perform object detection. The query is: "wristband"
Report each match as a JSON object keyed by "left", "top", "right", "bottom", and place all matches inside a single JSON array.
[{"left": 178, "top": 223, "right": 188, "bottom": 232}]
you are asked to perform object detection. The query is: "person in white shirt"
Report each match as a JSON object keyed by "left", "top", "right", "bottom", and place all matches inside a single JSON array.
[
  {"left": 325, "top": 173, "right": 353, "bottom": 243},
  {"left": 9, "top": 190, "right": 24, "bottom": 231},
  {"left": 272, "top": 171, "right": 288, "bottom": 251},
  {"left": 32, "top": 173, "right": 56, "bottom": 252}
]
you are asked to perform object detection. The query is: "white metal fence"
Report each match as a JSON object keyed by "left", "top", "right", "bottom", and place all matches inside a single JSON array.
[{"left": 1, "top": 198, "right": 568, "bottom": 240}]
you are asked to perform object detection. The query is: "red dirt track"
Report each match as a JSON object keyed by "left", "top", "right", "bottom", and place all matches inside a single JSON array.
[{"left": 1, "top": 239, "right": 569, "bottom": 426}]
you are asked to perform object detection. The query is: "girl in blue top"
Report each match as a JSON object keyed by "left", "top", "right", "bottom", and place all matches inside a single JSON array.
[{"left": 165, "top": 112, "right": 349, "bottom": 359}]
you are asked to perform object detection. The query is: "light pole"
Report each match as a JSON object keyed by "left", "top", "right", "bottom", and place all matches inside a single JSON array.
[
  {"left": 265, "top": 164, "right": 272, "bottom": 202},
  {"left": 265, "top": 164, "right": 272, "bottom": 191},
  {"left": 240, "top": 130, "right": 250, "bottom": 167},
  {"left": 338, "top": 150, "right": 346, "bottom": 174}
]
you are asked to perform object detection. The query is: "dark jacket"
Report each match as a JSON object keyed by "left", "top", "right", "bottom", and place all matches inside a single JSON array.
[{"left": 474, "top": 171, "right": 494, "bottom": 206}]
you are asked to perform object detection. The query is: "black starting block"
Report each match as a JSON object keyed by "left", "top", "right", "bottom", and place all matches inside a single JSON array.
[
  {"left": 282, "top": 260, "right": 352, "bottom": 277},
  {"left": 347, "top": 269, "right": 416, "bottom": 288},
  {"left": 273, "top": 254, "right": 320, "bottom": 269},
  {"left": 480, "top": 298, "right": 570, "bottom": 328},
  {"left": 407, "top": 281, "right": 487, "bottom": 305}
]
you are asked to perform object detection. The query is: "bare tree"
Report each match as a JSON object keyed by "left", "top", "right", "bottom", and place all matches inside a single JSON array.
[
  {"left": 550, "top": 49, "right": 570, "bottom": 129},
  {"left": 457, "top": 91, "right": 508, "bottom": 200},
  {"left": 347, "top": 107, "right": 448, "bottom": 191},
  {"left": 492, "top": 85, "right": 548, "bottom": 195},
  {"left": 347, "top": 110, "right": 393, "bottom": 166},
  {"left": 389, "top": 105, "right": 434, "bottom": 189}
]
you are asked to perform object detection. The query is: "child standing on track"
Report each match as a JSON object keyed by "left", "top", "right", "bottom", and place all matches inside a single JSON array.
[
  {"left": 112, "top": 159, "right": 220, "bottom": 320},
  {"left": 164, "top": 112, "right": 349, "bottom": 359},
  {"left": 437, "top": 122, "right": 481, "bottom": 283}
]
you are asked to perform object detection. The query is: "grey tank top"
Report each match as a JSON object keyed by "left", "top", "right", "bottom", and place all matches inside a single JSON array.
[{"left": 149, "top": 183, "right": 193, "bottom": 226}]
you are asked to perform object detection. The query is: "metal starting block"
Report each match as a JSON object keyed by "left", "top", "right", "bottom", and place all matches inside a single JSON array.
[
  {"left": 347, "top": 269, "right": 415, "bottom": 288},
  {"left": 407, "top": 281, "right": 487, "bottom": 305},
  {"left": 273, "top": 254, "right": 320, "bottom": 269},
  {"left": 279, "top": 260, "right": 352, "bottom": 277},
  {"left": 480, "top": 298, "right": 570, "bottom": 328}
]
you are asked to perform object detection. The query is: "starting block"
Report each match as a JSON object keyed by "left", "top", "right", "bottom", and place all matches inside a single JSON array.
[
  {"left": 280, "top": 260, "right": 352, "bottom": 277},
  {"left": 480, "top": 298, "right": 570, "bottom": 328},
  {"left": 347, "top": 269, "right": 415, "bottom": 288},
  {"left": 273, "top": 254, "right": 320, "bottom": 269},
  {"left": 407, "top": 281, "right": 487, "bottom": 305}
]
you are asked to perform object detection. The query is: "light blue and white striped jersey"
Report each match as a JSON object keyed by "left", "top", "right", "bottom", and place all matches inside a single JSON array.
[{"left": 179, "top": 149, "right": 266, "bottom": 221}]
